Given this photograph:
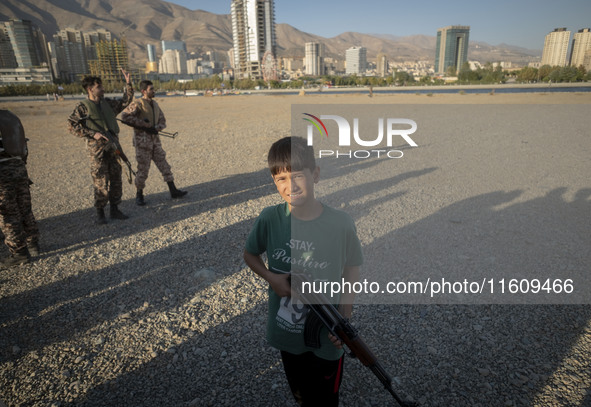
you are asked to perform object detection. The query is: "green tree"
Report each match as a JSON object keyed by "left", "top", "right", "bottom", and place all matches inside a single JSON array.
[
  {"left": 517, "top": 66, "right": 538, "bottom": 83},
  {"left": 548, "top": 68, "right": 561, "bottom": 83},
  {"left": 394, "top": 71, "right": 414, "bottom": 85},
  {"left": 538, "top": 65, "right": 553, "bottom": 82},
  {"left": 558, "top": 66, "right": 579, "bottom": 82}
]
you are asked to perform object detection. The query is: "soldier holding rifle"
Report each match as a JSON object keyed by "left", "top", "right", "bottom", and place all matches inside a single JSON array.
[
  {"left": 0, "top": 110, "right": 39, "bottom": 266},
  {"left": 68, "top": 69, "right": 133, "bottom": 225},
  {"left": 121, "top": 80, "right": 187, "bottom": 206}
]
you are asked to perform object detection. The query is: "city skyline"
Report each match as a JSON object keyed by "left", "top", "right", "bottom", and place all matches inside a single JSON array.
[{"left": 167, "top": 0, "right": 591, "bottom": 51}]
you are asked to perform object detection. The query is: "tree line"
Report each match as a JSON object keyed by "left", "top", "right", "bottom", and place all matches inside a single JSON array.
[
  {"left": 514, "top": 65, "right": 589, "bottom": 83},
  {"left": 454, "top": 62, "right": 590, "bottom": 84},
  {"left": 1, "top": 63, "right": 589, "bottom": 97}
]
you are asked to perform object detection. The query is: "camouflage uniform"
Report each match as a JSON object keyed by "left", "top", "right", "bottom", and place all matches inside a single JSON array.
[
  {"left": 121, "top": 97, "right": 174, "bottom": 190},
  {"left": 0, "top": 158, "right": 39, "bottom": 255},
  {"left": 67, "top": 84, "right": 134, "bottom": 209}
]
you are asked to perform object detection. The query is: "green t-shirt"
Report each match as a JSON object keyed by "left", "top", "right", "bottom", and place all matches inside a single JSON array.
[{"left": 245, "top": 202, "right": 363, "bottom": 360}]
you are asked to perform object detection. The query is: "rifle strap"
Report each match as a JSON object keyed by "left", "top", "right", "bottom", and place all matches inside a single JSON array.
[{"left": 303, "top": 307, "right": 324, "bottom": 349}]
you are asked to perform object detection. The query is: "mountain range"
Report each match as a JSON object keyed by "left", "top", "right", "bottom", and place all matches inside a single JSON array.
[{"left": 0, "top": 0, "right": 542, "bottom": 67}]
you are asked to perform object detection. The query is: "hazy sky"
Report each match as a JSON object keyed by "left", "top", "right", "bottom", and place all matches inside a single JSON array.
[{"left": 166, "top": 0, "right": 591, "bottom": 50}]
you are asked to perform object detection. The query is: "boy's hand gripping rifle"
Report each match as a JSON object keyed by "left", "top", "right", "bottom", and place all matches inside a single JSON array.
[
  {"left": 76, "top": 116, "right": 137, "bottom": 184},
  {"left": 291, "top": 273, "right": 418, "bottom": 407}
]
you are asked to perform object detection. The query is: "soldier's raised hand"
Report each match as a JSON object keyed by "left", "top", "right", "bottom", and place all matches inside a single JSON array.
[{"left": 120, "top": 68, "right": 130, "bottom": 84}]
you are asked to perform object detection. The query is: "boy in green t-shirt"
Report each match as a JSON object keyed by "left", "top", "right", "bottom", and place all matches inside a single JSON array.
[{"left": 244, "top": 136, "right": 363, "bottom": 406}]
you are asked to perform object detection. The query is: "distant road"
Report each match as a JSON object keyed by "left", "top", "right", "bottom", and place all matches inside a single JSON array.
[{"left": 1, "top": 82, "right": 590, "bottom": 102}]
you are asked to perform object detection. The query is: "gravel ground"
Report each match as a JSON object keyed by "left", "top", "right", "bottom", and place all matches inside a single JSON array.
[{"left": 1, "top": 91, "right": 590, "bottom": 406}]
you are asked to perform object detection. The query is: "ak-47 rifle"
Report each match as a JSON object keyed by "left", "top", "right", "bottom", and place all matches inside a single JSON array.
[
  {"left": 77, "top": 115, "right": 137, "bottom": 184},
  {"left": 117, "top": 118, "right": 178, "bottom": 139},
  {"left": 291, "top": 273, "right": 418, "bottom": 407}
]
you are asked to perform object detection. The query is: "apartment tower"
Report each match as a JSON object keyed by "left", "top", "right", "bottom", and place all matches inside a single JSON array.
[
  {"left": 305, "top": 42, "right": 324, "bottom": 76},
  {"left": 231, "top": 0, "right": 276, "bottom": 80},
  {"left": 570, "top": 28, "right": 591, "bottom": 68},
  {"left": 434, "top": 25, "right": 470, "bottom": 75},
  {"left": 376, "top": 53, "right": 388, "bottom": 77},
  {"left": 1, "top": 19, "right": 48, "bottom": 68},
  {"left": 345, "top": 46, "right": 367, "bottom": 75},
  {"left": 50, "top": 28, "right": 88, "bottom": 82},
  {"left": 541, "top": 28, "right": 571, "bottom": 67},
  {"left": 83, "top": 29, "right": 111, "bottom": 61}
]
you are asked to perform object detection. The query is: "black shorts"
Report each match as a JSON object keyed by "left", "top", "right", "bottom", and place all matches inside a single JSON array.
[{"left": 280, "top": 350, "right": 345, "bottom": 407}]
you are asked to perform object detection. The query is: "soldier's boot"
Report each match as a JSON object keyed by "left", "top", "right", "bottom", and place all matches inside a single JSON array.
[
  {"left": 110, "top": 205, "right": 129, "bottom": 220},
  {"left": 1, "top": 247, "right": 30, "bottom": 268},
  {"left": 28, "top": 241, "right": 40, "bottom": 257},
  {"left": 168, "top": 181, "right": 187, "bottom": 199},
  {"left": 96, "top": 207, "right": 108, "bottom": 225},
  {"left": 136, "top": 189, "right": 146, "bottom": 206}
]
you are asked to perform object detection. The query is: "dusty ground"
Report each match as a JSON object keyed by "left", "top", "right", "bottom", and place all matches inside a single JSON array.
[{"left": 0, "top": 91, "right": 590, "bottom": 406}]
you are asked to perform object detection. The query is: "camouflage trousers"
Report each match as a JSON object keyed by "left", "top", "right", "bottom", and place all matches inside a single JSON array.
[
  {"left": 86, "top": 139, "right": 122, "bottom": 209},
  {"left": 133, "top": 133, "right": 173, "bottom": 190},
  {"left": 0, "top": 159, "right": 39, "bottom": 254}
]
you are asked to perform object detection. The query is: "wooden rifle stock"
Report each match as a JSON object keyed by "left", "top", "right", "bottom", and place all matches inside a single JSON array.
[{"left": 292, "top": 273, "right": 418, "bottom": 407}]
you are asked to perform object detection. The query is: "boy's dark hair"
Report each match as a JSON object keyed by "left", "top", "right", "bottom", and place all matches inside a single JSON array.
[
  {"left": 82, "top": 76, "right": 101, "bottom": 91},
  {"left": 268, "top": 137, "right": 316, "bottom": 176},
  {"left": 139, "top": 80, "right": 153, "bottom": 92}
]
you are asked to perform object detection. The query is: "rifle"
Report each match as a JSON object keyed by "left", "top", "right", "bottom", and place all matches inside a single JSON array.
[
  {"left": 117, "top": 118, "right": 178, "bottom": 138},
  {"left": 76, "top": 115, "right": 137, "bottom": 184},
  {"left": 291, "top": 273, "right": 418, "bottom": 407}
]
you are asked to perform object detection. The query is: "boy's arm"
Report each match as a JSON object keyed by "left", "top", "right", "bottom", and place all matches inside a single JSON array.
[
  {"left": 338, "top": 265, "right": 360, "bottom": 319},
  {"left": 243, "top": 250, "right": 291, "bottom": 297}
]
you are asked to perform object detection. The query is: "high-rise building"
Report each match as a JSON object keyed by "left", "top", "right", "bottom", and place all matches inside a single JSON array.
[
  {"left": 50, "top": 28, "right": 88, "bottom": 82},
  {"left": 231, "top": 0, "right": 276, "bottom": 80},
  {"left": 434, "top": 25, "right": 470, "bottom": 75},
  {"left": 1, "top": 19, "right": 48, "bottom": 68},
  {"left": 159, "top": 49, "right": 187, "bottom": 74},
  {"left": 584, "top": 49, "right": 591, "bottom": 71},
  {"left": 376, "top": 53, "right": 388, "bottom": 77},
  {"left": 88, "top": 36, "right": 130, "bottom": 83},
  {"left": 541, "top": 28, "right": 571, "bottom": 67},
  {"left": 147, "top": 44, "right": 156, "bottom": 62},
  {"left": 83, "top": 29, "right": 112, "bottom": 61},
  {"left": 0, "top": 26, "right": 17, "bottom": 69},
  {"left": 570, "top": 28, "right": 591, "bottom": 68},
  {"left": 162, "top": 40, "right": 186, "bottom": 53},
  {"left": 305, "top": 42, "right": 324, "bottom": 76},
  {"left": 0, "top": 19, "right": 52, "bottom": 84},
  {"left": 146, "top": 44, "right": 157, "bottom": 73},
  {"left": 345, "top": 46, "right": 367, "bottom": 75}
]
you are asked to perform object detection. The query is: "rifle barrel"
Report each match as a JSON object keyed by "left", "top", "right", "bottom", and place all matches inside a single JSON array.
[{"left": 158, "top": 130, "right": 178, "bottom": 138}]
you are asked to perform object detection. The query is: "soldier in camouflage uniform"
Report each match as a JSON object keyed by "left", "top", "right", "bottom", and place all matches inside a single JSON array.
[
  {"left": 121, "top": 80, "right": 186, "bottom": 206},
  {"left": 0, "top": 109, "right": 39, "bottom": 267},
  {"left": 68, "top": 69, "right": 134, "bottom": 224}
]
